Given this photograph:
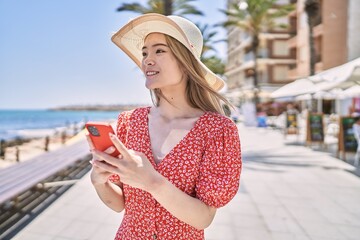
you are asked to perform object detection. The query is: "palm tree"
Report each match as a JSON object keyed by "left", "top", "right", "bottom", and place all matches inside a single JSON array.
[
  {"left": 116, "top": 0, "right": 203, "bottom": 16},
  {"left": 220, "top": 0, "right": 294, "bottom": 105},
  {"left": 304, "top": 0, "right": 320, "bottom": 76},
  {"left": 198, "top": 23, "right": 226, "bottom": 75}
]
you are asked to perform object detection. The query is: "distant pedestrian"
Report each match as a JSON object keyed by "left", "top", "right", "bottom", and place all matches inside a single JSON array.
[
  {"left": 61, "top": 131, "right": 66, "bottom": 145},
  {"left": 44, "top": 136, "right": 50, "bottom": 151},
  {"left": 0, "top": 139, "right": 6, "bottom": 159},
  {"left": 73, "top": 121, "right": 78, "bottom": 136},
  {"left": 86, "top": 13, "right": 242, "bottom": 240},
  {"left": 15, "top": 147, "right": 20, "bottom": 162},
  {"left": 352, "top": 116, "right": 360, "bottom": 166}
]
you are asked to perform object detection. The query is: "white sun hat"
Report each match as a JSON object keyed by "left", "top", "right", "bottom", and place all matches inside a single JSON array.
[{"left": 111, "top": 13, "right": 225, "bottom": 91}]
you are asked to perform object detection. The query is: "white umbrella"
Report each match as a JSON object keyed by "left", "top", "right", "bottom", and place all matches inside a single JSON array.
[
  {"left": 313, "top": 90, "right": 337, "bottom": 100},
  {"left": 271, "top": 78, "right": 316, "bottom": 98},
  {"left": 295, "top": 93, "right": 312, "bottom": 101},
  {"left": 341, "top": 85, "right": 360, "bottom": 98},
  {"left": 310, "top": 58, "right": 360, "bottom": 91}
]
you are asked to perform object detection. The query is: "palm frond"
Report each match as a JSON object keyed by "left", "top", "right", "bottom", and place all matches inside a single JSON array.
[
  {"left": 116, "top": 3, "right": 149, "bottom": 13},
  {"left": 117, "top": 0, "right": 203, "bottom": 16},
  {"left": 201, "top": 55, "right": 225, "bottom": 75},
  {"left": 173, "top": 0, "right": 203, "bottom": 16}
]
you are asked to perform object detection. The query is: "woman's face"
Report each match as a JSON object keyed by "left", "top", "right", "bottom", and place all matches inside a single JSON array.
[{"left": 141, "top": 33, "right": 185, "bottom": 90}]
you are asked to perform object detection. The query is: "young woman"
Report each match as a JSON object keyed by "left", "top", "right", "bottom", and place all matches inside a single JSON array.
[{"left": 87, "top": 13, "right": 242, "bottom": 240}]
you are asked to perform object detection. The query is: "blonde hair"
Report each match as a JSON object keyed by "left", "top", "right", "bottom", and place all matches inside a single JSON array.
[{"left": 150, "top": 35, "right": 232, "bottom": 115}]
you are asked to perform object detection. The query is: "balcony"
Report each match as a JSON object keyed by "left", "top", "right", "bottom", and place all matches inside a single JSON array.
[
  {"left": 288, "top": 67, "right": 298, "bottom": 80},
  {"left": 288, "top": 35, "right": 297, "bottom": 48},
  {"left": 313, "top": 23, "right": 323, "bottom": 38}
]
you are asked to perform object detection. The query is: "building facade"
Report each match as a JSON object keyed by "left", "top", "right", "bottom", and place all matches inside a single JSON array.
[
  {"left": 292, "top": 0, "right": 360, "bottom": 79},
  {"left": 226, "top": 0, "right": 360, "bottom": 104},
  {"left": 226, "top": 0, "right": 296, "bottom": 103}
]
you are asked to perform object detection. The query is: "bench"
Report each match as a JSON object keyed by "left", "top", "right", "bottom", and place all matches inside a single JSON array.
[{"left": 0, "top": 138, "right": 91, "bottom": 205}]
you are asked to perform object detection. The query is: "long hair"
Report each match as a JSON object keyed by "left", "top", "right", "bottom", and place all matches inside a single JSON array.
[{"left": 150, "top": 35, "right": 231, "bottom": 115}]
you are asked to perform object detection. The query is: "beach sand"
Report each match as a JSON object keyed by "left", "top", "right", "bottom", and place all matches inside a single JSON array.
[
  {"left": 0, "top": 130, "right": 87, "bottom": 169},
  {"left": 0, "top": 120, "right": 116, "bottom": 169}
]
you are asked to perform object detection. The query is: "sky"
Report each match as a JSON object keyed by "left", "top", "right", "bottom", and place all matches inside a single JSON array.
[{"left": 0, "top": 0, "right": 227, "bottom": 109}]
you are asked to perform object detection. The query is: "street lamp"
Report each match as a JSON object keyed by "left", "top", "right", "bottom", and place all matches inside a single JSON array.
[{"left": 238, "top": 1, "right": 248, "bottom": 10}]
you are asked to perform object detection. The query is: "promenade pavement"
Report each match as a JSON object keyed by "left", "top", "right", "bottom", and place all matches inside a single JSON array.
[{"left": 12, "top": 123, "right": 360, "bottom": 240}]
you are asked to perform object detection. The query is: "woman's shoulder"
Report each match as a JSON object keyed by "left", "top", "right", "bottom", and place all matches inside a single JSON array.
[
  {"left": 119, "top": 106, "right": 150, "bottom": 117},
  {"left": 201, "top": 111, "right": 237, "bottom": 134},
  {"left": 204, "top": 111, "right": 236, "bottom": 126}
]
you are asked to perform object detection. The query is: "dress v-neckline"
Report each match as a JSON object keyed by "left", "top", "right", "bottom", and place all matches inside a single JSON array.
[{"left": 145, "top": 107, "right": 207, "bottom": 167}]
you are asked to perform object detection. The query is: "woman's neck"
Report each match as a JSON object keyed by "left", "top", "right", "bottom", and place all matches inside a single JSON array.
[{"left": 155, "top": 93, "right": 203, "bottom": 120}]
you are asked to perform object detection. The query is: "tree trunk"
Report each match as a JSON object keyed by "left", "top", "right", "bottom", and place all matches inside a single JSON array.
[
  {"left": 305, "top": 0, "right": 319, "bottom": 76},
  {"left": 252, "top": 34, "right": 259, "bottom": 110},
  {"left": 308, "top": 18, "right": 316, "bottom": 76},
  {"left": 164, "top": 0, "right": 173, "bottom": 15}
]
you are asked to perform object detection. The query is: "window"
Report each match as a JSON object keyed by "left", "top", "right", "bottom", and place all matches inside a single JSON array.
[
  {"left": 273, "top": 40, "right": 289, "bottom": 56},
  {"left": 273, "top": 65, "right": 289, "bottom": 81}
]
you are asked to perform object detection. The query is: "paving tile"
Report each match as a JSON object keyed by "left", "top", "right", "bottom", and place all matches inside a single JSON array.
[
  {"left": 11, "top": 123, "right": 360, "bottom": 240},
  {"left": 338, "top": 224, "right": 360, "bottom": 240},
  {"left": 297, "top": 220, "right": 347, "bottom": 239},
  {"left": 56, "top": 220, "right": 100, "bottom": 239},
  {"left": 271, "top": 232, "right": 311, "bottom": 240},
  {"left": 13, "top": 232, "right": 55, "bottom": 240}
]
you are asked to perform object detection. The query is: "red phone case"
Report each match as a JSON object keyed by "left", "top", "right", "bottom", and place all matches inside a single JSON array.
[{"left": 85, "top": 122, "right": 120, "bottom": 157}]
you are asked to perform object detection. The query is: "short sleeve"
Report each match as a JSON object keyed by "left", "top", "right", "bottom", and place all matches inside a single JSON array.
[
  {"left": 116, "top": 111, "right": 131, "bottom": 143},
  {"left": 109, "top": 110, "right": 132, "bottom": 183},
  {"left": 195, "top": 118, "right": 242, "bottom": 208}
]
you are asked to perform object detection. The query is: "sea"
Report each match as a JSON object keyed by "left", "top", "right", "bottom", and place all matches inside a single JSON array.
[{"left": 0, "top": 109, "right": 121, "bottom": 141}]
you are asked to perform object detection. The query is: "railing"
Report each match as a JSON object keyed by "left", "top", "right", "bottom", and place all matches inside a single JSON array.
[{"left": 0, "top": 139, "right": 91, "bottom": 239}]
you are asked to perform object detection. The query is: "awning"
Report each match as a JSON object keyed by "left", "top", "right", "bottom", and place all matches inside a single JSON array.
[
  {"left": 295, "top": 93, "right": 312, "bottom": 101},
  {"left": 271, "top": 57, "right": 360, "bottom": 99},
  {"left": 340, "top": 85, "right": 360, "bottom": 98},
  {"left": 270, "top": 78, "right": 316, "bottom": 98},
  {"left": 310, "top": 58, "right": 360, "bottom": 91}
]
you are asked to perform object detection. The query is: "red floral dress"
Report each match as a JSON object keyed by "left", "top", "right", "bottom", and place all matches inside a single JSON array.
[{"left": 110, "top": 107, "right": 242, "bottom": 240}]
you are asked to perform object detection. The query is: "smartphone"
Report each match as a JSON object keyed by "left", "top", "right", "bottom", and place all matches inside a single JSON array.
[{"left": 85, "top": 122, "right": 120, "bottom": 157}]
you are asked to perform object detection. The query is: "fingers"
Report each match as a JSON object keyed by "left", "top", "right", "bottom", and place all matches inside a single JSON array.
[
  {"left": 104, "top": 146, "right": 116, "bottom": 154},
  {"left": 91, "top": 158, "right": 118, "bottom": 173},
  {"left": 85, "top": 134, "right": 95, "bottom": 150},
  {"left": 109, "top": 133, "right": 131, "bottom": 159},
  {"left": 92, "top": 149, "right": 121, "bottom": 168}
]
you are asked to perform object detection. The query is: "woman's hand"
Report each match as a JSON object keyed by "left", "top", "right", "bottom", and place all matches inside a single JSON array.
[
  {"left": 90, "top": 133, "right": 159, "bottom": 191},
  {"left": 88, "top": 133, "right": 216, "bottom": 229},
  {"left": 86, "top": 134, "right": 117, "bottom": 186}
]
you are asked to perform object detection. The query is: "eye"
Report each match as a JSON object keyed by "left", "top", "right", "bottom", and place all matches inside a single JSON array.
[
  {"left": 142, "top": 52, "right": 147, "bottom": 57},
  {"left": 156, "top": 49, "right": 165, "bottom": 54}
]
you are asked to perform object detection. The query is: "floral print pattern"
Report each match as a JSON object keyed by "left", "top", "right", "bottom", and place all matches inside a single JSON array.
[{"left": 111, "top": 107, "right": 241, "bottom": 240}]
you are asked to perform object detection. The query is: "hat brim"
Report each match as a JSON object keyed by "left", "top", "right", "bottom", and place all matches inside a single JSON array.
[{"left": 111, "top": 13, "right": 225, "bottom": 91}]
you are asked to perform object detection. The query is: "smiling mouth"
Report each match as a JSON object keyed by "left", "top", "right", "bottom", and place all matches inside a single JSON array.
[{"left": 146, "top": 71, "right": 159, "bottom": 76}]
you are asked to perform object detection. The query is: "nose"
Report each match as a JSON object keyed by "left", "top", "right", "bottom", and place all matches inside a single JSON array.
[{"left": 144, "top": 57, "right": 155, "bottom": 66}]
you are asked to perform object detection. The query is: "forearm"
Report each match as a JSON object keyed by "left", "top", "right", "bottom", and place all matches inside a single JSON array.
[
  {"left": 93, "top": 181, "right": 125, "bottom": 212},
  {"left": 147, "top": 175, "right": 216, "bottom": 230}
]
